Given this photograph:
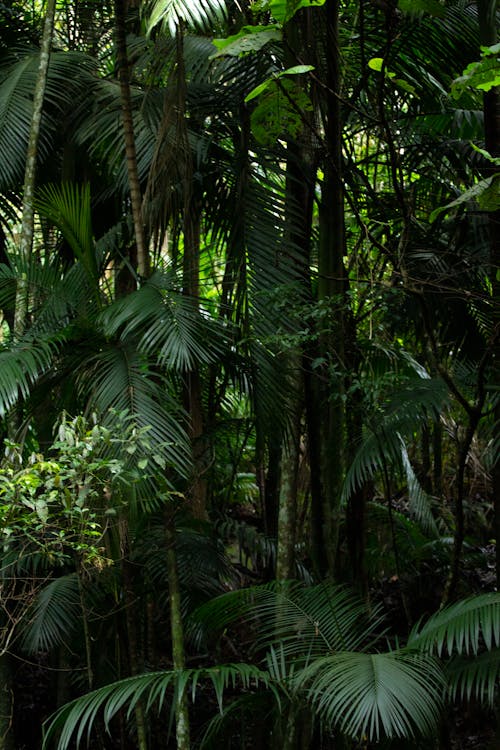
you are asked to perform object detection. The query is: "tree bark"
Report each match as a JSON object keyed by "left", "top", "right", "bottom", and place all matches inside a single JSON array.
[
  {"left": 276, "top": 362, "right": 302, "bottom": 581},
  {"left": 114, "top": 0, "right": 149, "bottom": 278},
  {"left": 314, "top": 0, "right": 347, "bottom": 577},
  {"left": 176, "top": 28, "right": 207, "bottom": 520},
  {"left": 119, "top": 520, "right": 148, "bottom": 750},
  {"left": 165, "top": 512, "right": 191, "bottom": 750},
  {"left": 14, "top": 0, "right": 56, "bottom": 336}
]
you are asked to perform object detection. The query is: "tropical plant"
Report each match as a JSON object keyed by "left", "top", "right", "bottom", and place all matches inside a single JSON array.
[{"left": 41, "top": 581, "right": 500, "bottom": 748}]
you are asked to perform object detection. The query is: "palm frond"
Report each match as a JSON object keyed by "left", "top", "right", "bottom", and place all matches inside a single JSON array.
[
  {"left": 342, "top": 376, "right": 449, "bottom": 502},
  {"left": 145, "top": 0, "right": 228, "bottom": 36},
  {"left": 100, "top": 272, "right": 226, "bottom": 370},
  {"left": 190, "top": 581, "right": 379, "bottom": 658},
  {"left": 400, "top": 439, "right": 439, "bottom": 537},
  {"left": 42, "top": 663, "right": 276, "bottom": 750},
  {"left": 20, "top": 573, "right": 80, "bottom": 654},
  {"left": 0, "top": 49, "right": 95, "bottom": 189},
  {"left": 446, "top": 650, "right": 500, "bottom": 706},
  {"left": 78, "top": 343, "right": 191, "bottom": 477},
  {"left": 296, "top": 651, "right": 445, "bottom": 741},
  {"left": 35, "top": 183, "right": 99, "bottom": 284},
  {"left": 0, "top": 332, "right": 62, "bottom": 416},
  {"left": 407, "top": 593, "right": 500, "bottom": 656}
]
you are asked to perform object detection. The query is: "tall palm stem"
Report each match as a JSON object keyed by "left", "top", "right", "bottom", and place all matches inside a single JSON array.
[
  {"left": 165, "top": 511, "right": 191, "bottom": 750},
  {"left": 14, "top": 0, "right": 56, "bottom": 336},
  {"left": 119, "top": 519, "right": 148, "bottom": 750},
  {"left": 113, "top": 0, "right": 149, "bottom": 278},
  {"left": 315, "top": 0, "right": 347, "bottom": 577}
]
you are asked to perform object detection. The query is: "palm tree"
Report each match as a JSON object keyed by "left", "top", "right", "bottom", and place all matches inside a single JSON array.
[{"left": 42, "top": 581, "right": 500, "bottom": 748}]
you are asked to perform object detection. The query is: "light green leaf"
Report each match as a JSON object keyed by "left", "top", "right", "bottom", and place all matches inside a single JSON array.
[
  {"left": 471, "top": 143, "right": 500, "bottom": 166},
  {"left": 430, "top": 176, "right": 500, "bottom": 222},
  {"left": 211, "top": 25, "right": 281, "bottom": 57},
  {"left": 269, "top": 0, "right": 326, "bottom": 24},
  {"left": 35, "top": 499, "right": 49, "bottom": 523},
  {"left": 398, "top": 0, "right": 445, "bottom": 17},
  {"left": 244, "top": 64, "right": 314, "bottom": 102},
  {"left": 368, "top": 57, "right": 384, "bottom": 72}
]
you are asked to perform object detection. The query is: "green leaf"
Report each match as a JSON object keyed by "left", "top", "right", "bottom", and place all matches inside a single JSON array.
[
  {"left": 398, "top": 0, "right": 446, "bottom": 17},
  {"left": 211, "top": 25, "right": 282, "bottom": 57},
  {"left": 368, "top": 57, "right": 384, "bottom": 72},
  {"left": 21, "top": 574, "right": 80, "bottom": 654},
  {"left": 43, "top": 665, "right": 277, "bottom": 749},
  {"left": 244, "top": 65, "right": 314, "bottom": 103},
  {"left": 451, "top": 45, "right": 500, "bottom": 98},
  {"left": 470, "top": 143, "right": 500, "bottom": 167},
  {"left": 430, "top": 176, "right": 500, "bottom": 222},
  {"left": 145, "top": 0, "right": 227, "bottom": 35},
  {"left": 35, "top": 183, "right": 99, "bottom": 285},
  {"left": 268, "top": 0, "right": 326, "bottom": 24}
]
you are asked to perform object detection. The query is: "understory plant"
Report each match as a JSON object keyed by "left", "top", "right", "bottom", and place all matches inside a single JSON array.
[{"left": 41, "top": 581, "right": 500, "bottom": 749}]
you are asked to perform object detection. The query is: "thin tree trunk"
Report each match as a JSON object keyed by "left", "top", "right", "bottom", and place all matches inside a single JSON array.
[
  {"left": 441, "top": 414, "right": 481, "bottom": 606},
  {"left": 172, "top": 28, "right": 207, "bottom": 519},
  {"left": 114, "top": 0, "right": 149, "bottom": 278},
  {"left": 276, "top": 363, "right": 302, "bottom": 581},
  {"left": 119, "top": 520, "right": 148, "bottom": 750},
  {"left": 14, "top": 0, "right": 56, "bottom": 337},
  {"left": 315, "top": 0, "right": 347, "bottom": 577},
  {"left": 433, "top": 419, "right": 443, "bottom": 497},
  {"left": 165, "top": 512, "right": 191, "bottom": 750}
]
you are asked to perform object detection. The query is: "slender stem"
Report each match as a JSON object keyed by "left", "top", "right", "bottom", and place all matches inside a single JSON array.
[
  {"left": 113, "top": 0, "right": 149, "bottom": 278},
  {"left": 165, "top": 512, "right": 191, "bottom": 750},
  {"left": 119, "top": 519, "right": 148, "bottom": 750},
  {"left": 14, "top": 0, "right": 56, "bottom": 337}
]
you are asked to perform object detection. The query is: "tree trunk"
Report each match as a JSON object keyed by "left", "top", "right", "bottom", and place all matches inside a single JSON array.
[
  {"left": 14, "top": 0, "right": 56, "bottom": 337},
  {"left": 165, "top": 512, "right": 191, "bottom": 750},
  {"left": 119, "top": 520, "right": 148, "bottom": 750},
  {"left": 114, "top": 0, "right": 149, "bottom": 278},
  {"left": 314, "top": 0, "right": 347, "bottom": 577},
  {"left": 276, "top": 362, "right": 302, "bottom": 581}
]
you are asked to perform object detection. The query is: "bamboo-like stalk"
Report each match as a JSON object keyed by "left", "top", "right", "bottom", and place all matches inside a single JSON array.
[
  {"left": 113, "top": 0, "right": 149, "bottom": 279},
  {"left": 14, "top": 0, "right": 57, "bottom": 337},
  {"left": 165, "top": 512, "right": 190, "bottom": 750},
  {"left": 119, "top": 519, "right": 148, "bottom": 750}
]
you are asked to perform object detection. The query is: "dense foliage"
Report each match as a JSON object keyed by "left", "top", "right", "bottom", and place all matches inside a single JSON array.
[{"left": 0, "top": 0, "right": 498, "bottom": 748}]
